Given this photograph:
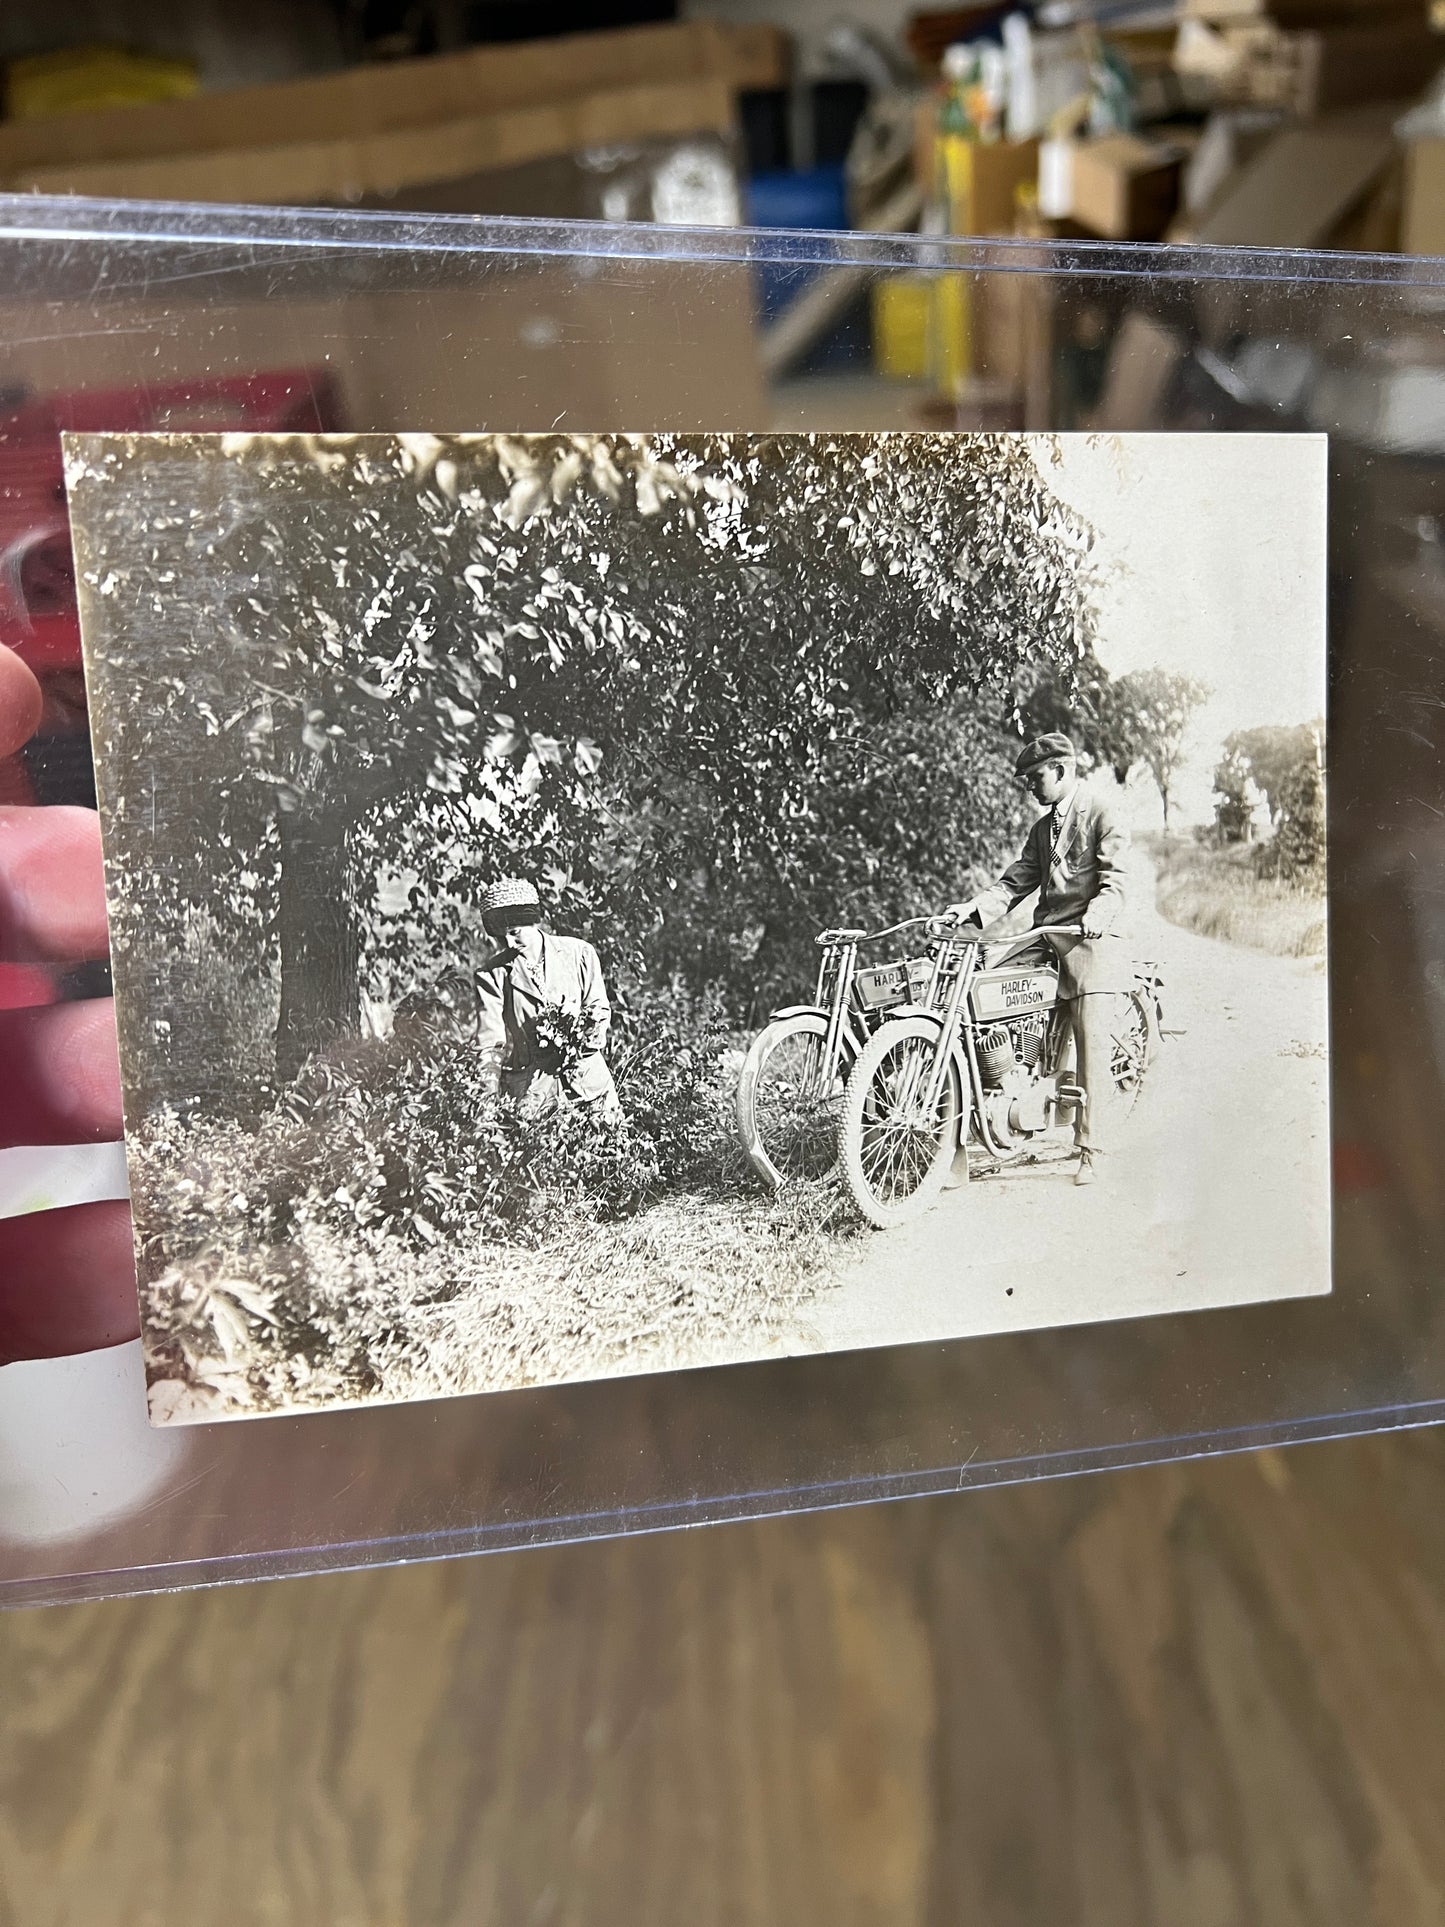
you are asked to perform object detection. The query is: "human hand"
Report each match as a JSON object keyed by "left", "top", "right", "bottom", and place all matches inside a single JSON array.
[
  {"left": 943, "top": 899, "right": 980, "bottom": 927},
  {"left": 0, "top": 643, "right": 135, "bottom": 1365},
  {"left": 1082, "top": 911, "right": 1111, "bottom": 941}
]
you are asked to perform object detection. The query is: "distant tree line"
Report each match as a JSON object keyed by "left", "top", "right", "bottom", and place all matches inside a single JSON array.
[{"left": 1212, "top": 724, "right": 1325, "bottom": 878}]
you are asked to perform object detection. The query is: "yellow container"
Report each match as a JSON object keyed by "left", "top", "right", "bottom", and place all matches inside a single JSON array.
[
  {"left": 6, "top": 46, "right": 198, "bottom": 121},
  {"left": 872, "top": 276, "right": 933, "bottom": 381},
  {"left": 871, "top": 273, "right": 974, "bottom": 391}
]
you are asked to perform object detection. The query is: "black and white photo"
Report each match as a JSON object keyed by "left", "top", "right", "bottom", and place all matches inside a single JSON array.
[{"left": 66, "top": 430, "right": 1329, "bottom": 1425}]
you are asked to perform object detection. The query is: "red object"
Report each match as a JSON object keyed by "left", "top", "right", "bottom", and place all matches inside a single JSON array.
[
  {"left": 0, "top": 368, "right": 342, "bottom": 671},
  {"left": 0, "top": 962, "right": 56, "bottom": 1009},
  {"left": 0, "top": 367, "right": 343, "bottom": 1008}
]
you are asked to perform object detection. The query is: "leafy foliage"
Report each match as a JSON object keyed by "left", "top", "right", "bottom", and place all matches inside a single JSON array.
[
  {"left": 1108, "top": 668, "right": 1211, "bottom": 831},
  {"left": 1011, "top": 653, "right": 1143, "bottom": 781},
  {"left": 1213, "top": 722, "right": 1325, "bottom": 879},
  {"left": 72, "top": 431, "right": 1097, "bottom": 1089},
  {"left": 130, "top": 994, "right": 741, "bottom": 1292},
  {"left": 1263, "top": 751, "right": 1326, "bottom": 880}
]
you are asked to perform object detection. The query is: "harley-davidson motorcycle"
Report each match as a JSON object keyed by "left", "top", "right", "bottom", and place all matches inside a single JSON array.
[{"left": 734, "top": 914, "right": 1163, "bottom": 1227}]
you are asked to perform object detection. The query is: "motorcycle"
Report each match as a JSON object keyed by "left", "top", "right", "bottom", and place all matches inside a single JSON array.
[
  {"left": 836, "top": 920, "right": 1164, "bottom": 1228},
  {"left": 733, "top": 917, "right": 930, "bottom": 1193}
]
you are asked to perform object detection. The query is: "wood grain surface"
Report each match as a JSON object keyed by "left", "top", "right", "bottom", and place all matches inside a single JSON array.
[{"left": 6, "top": 1428, "right": 1445, "bottom": 1926}]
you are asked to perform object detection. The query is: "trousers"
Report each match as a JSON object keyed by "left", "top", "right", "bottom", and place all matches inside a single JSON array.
[
  {"left": 992, "top": 928, "right": 1129, "bottom": 1156},
  {"left": 1063, "top": 988, "right": 1124, "bottom": 1155}
]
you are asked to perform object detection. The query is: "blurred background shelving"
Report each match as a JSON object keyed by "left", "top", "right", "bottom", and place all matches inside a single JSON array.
[{"left": 5, "top": 3, "right": 1445, "bottom": 1921}]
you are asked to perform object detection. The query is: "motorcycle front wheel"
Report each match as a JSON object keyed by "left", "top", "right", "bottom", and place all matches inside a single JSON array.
[
  {"left": 839, "top": 1015, "right": 963, "bottom": 1230},
  {"left": 735, "top": 1011, "right": 850, "bottom": 1192}
]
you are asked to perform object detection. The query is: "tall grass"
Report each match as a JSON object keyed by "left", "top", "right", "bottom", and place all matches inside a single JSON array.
[
  {"left": 1148, "top": 835, "right": 1325, "bottom": 959},
  {"left": 132, "top": 996, "right": 859, "bottom": 1421}
]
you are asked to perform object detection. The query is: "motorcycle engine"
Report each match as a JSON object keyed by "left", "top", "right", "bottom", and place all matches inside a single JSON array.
[{"left": 977, "top": 1016, "right": 1051, "bottom": 1143}]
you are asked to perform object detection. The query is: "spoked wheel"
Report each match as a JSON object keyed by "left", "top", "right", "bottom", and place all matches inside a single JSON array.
[
  {"left": 1111, "top": 988, "right": 1159, "bottom": 1115},
  {"left": 839, "top": 1015, "right": 962, "bottom": 1229},
  {"left": 736, "top": 1012, "right": 849, "bottom": 1192}
]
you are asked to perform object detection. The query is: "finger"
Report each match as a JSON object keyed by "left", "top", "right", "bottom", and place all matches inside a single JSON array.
[
  {"left": 0, "top": 1200, "right": 138, "bottom": 1364},
  {"left": 0, "top": 645, "right": 43, "bottom": 759},
  {"left": 0, "top": 1000, "right": 124, "bottom": 1146},
  {"left": 0, "top": 806, "right": 110, "bottom": 962}
]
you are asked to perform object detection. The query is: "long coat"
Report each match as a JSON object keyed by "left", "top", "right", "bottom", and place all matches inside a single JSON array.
[
  {"left": 475, "top": 930, "right": 619, "bottom": 1110},
  {"left": 972, "top": 785, "right": 1133, "bottom": 996}
]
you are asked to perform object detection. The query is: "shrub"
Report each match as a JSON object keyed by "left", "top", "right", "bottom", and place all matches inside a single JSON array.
[
  {"left": 131, "top": 991, "right": 743, "bottom": 1289},
  {"left": 1147, "top": 836, "right": 1325, "bottom": 959}
]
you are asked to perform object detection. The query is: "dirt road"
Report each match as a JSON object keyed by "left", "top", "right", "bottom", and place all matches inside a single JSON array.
[{"left": 794, "top": 893, "right": 1330, "bottom": 1358}]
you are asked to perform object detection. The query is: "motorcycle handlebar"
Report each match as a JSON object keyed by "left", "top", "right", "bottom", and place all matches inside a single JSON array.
[
  {"left": 927, "top": 918, "right": 1086, "bottom": 943},
  {"left": 817, "top": 918, "right": 1086, "bottom": 947},
  {"left": 816, "top": 916, "right": 935, "bottom": 947}
]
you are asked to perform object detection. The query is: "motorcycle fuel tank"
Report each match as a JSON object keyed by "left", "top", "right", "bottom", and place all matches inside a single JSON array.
[{"left": 968, "top": 966, "right": 1059, "bottom": 1024}]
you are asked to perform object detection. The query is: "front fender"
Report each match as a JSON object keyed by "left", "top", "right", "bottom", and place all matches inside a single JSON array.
[
  {"left": 872, "top": 1005, "right": 972, "bottom": 1082},
  {"left": 765, "top": 1003, "right": 871, "bottom": 1059},
  {"left": 888, "top": 1001, "right": 944, "bottom": 1026}
]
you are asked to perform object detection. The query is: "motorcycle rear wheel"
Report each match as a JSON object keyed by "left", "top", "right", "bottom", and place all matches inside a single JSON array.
[
  {"left": 839, "top": 1015, "right": 962, "bottom": 1230},
  {"left": 736, "top": 1011, "right": 850, "bottom": 1192},
  {"left": 1111, "top": 987, "right": 1159, "bottom": 1113}
]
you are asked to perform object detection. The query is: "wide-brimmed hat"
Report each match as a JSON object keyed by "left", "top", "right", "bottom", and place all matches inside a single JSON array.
[
  {"left": 1014, "top": 732, "right": 1077, "bottom": 779},
  {"left": 482, "top": 876, "right": 543, "bottom": 931}
]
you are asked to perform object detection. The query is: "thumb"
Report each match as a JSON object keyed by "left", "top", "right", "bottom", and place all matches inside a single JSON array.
[{"left": 0, "top": 645, "right": 43, "bottom": 760}]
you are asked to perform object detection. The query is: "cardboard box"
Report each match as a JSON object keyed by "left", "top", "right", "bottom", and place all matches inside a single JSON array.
[
  {"left": 938, "top": 134, "right": 1040, "bottom": 235},
  {"left": 1288, "top": 20, "right": 1442, "bottom": 116},
  {"left": 0, "top": 266, "right": 767, "bottom": 436},
  {"left": 1175, "top": 15, "right": 1442, "bottom": 117},
  {"left": 0, "top": 21, "right": 785, "bottom": 193},
  {"left": 1068, "top": 135, "right": 1183, "bottom": 241},
  {"left": 1086, "top": 312, "right": 1187, "bottom": 432},
  {"left": 1403, "top": 137, "right": 1445, "bottom": 254},
  {"left": 16, "top": 78, "right": 739, "bottom": 206},
  {"left": 1192, "top": 104, "right": 1397, "bottom": 247}
]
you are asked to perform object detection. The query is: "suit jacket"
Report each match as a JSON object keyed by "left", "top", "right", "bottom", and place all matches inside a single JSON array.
[
  {"left": 476, "top": 930, "right": 616, "bottom": 1105},
  {"left": 973, "top": 785, "right": 1131, "bottom": 938}
]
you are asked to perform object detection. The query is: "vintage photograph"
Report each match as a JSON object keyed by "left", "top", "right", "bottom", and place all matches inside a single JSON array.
[{"left": 66, "top": 430, "right": 1329, "bottom": 1425}]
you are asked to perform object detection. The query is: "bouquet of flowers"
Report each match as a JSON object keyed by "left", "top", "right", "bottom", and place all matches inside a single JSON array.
[{"left": 532, "top": 1001, "right": 592, "bottom": 1075}]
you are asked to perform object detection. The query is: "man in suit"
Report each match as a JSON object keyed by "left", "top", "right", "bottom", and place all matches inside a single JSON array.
[
  {"left": 948, "top": 732, "right": 1131, "bottom": 1186},
  {"left": 475, "top": 876, "right": 621, "bottom": 1119}
]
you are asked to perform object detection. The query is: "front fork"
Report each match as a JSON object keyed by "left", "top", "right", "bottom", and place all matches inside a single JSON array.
[{"left": 816, "top": 940, "right": 858, "bottom": 1097}]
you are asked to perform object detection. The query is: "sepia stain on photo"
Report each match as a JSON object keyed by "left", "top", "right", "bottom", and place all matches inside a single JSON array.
[{"left": 64, "top": 431, "right": 1330, "bottom": 1426}]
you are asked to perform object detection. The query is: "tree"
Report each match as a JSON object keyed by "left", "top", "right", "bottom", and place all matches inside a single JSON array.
[
  {"left": 71, "top": 431, "right": 1098, "bottom": 1102},
  {"left": 1272, "top": 748, "right": 1325, "bottom": 878},
  {"left": 1012, "top": 654, "right": 1144, "bottom": 781},
  {"left": 1213, "top": 721, "right": 1325, "bottom": 869},
  {"left": 1212, "top": 740, "right": 1259, "bottom": 843},
  {"left": 1109, "top": 668, "right": 1211, "bottom": 832},
  {"left": 1216, "top": 724, "right": 1319, "bottom": 830}
]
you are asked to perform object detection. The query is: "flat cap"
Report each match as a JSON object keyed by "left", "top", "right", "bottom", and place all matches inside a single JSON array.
[{"left": 1014, "top": 732, "right": 1077, "bottom": 777}]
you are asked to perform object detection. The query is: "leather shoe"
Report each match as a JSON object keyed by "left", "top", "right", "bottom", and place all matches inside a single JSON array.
[{"left": 1074, "top": 1151, "right": 1097, "bottom": 1188}]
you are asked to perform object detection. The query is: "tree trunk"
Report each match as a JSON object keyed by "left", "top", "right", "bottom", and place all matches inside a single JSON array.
[{"left": 275, "top": 802, "right": 359, "bottom": 1085}]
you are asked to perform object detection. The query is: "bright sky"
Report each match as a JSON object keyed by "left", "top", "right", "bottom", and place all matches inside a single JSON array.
[{"left": 1038, "top": 433, "right": 1328, "bottom": 826}]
